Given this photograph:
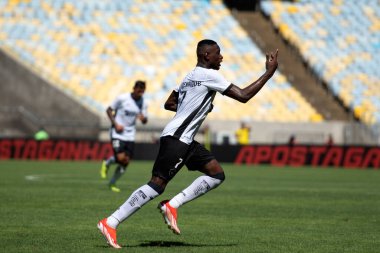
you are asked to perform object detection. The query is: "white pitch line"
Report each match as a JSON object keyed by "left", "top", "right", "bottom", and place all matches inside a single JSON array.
[
  {"left": 24, "top": 174, "right": 106, "bottom": 184},
  {"left": 25, "top": 175, "right": 43, "bottom": 181}
]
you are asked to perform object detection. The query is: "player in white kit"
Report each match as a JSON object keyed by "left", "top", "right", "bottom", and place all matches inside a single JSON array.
[
  {"left": 100, "top": 80, "right": 148, "bottom": 192},
  {"left": 97, "top": 40, "right": 278, "bottom": 248}
]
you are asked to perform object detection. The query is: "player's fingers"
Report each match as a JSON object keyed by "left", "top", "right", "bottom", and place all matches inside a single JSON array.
[
  {"left": 270, "top": 51, "right": 275, "bottom": 61},
  {"left": 265, "top": 52, "right": 269, "bottom": 61},
  {"left": 275, "top": 49, "right": 279, "bottom": 58}
]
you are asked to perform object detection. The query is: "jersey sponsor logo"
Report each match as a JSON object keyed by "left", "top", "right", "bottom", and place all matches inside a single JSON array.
[
  {"left": 182, "top": 81, "right": 202, "bottom": 88},
  {"left": 124, "top": 110, "right": 138, "bottom": 117}
]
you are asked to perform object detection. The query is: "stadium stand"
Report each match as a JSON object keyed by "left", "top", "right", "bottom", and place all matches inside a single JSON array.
[
  {"left": 261, "top": 0, "right": 380, "bottom": 125},
  {"left": 0, "top": 0, "right": 323, "bottom": 123}
]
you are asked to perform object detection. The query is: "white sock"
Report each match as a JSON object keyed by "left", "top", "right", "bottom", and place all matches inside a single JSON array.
[
  {"left": 169, "top": 175, "right": 223, "bottom": 209},
  {"left": 107, "top": 184, "right": 159, "bottom": 228}
]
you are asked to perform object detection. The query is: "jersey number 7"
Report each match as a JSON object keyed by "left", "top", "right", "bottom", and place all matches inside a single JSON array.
[{"left": 178, "top": 91, "right": 187, "bottom": 109}]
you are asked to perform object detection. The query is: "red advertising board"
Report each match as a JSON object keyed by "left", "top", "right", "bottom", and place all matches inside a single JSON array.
[
  {"left": 233, "top": 145, "right": 380, "bottom": 168},
  {"left": 0, "top": 139, "right": 379, "bottom": 169}
]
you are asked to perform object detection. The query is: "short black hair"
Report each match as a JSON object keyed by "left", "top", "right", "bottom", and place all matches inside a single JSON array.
[
  {"left": 197, "top": 39, "right": 217, "bottom": 56},
  {"left": 134, "top": 80, "right": 146, "bottom": 89}
]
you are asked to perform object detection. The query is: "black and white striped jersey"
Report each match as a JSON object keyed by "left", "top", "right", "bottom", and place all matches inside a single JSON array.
[{"left": 161, "top": 66, "right": 231, "bottom": 144}]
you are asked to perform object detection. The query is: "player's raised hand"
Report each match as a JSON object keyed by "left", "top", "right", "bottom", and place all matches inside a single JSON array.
[{"left": 265, "top": 49, "right": 279, "bottom": 72}]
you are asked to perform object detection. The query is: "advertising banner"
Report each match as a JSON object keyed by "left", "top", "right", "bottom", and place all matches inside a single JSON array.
[{"left": 0, "top": 139, "right": 379, "bottom": 169}]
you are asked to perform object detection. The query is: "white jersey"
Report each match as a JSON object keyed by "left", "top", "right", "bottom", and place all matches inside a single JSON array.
[
  {"left": 162, "top": 66, "right": 231, "bottom": 144},
  {"left": 109, "top": 93, "right": 147, "bottom": 141}
]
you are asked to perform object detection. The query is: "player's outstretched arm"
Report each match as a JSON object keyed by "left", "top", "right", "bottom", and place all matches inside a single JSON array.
[
  {"left": 164, "top": 90, "right": 179, "bottom": 112},
  {"left": 224, "top": 49, "right": 278, "bottom": 103},
  {"left": 106, "top": 107, "right": 123, "bottom": 132}
]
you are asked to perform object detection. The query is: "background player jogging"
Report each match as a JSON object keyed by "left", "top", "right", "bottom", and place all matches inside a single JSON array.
[
  {"left": 100, "top": 80, "right": 148, "bottom": 193},
  {"left": 97, "top": 39, "right": 278, "bottom": 248}
]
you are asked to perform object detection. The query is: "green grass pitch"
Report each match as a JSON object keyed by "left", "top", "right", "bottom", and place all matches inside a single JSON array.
[{"left": 0, "top": 160, "right": 379, "bottom": 253}]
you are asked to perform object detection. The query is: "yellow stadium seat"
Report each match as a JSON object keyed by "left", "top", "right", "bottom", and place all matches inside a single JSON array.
[{"left": 310, "top": 113, "right": 323, "bottom": 122}]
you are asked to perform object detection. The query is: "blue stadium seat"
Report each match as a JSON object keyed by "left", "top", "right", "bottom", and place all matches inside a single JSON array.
[
  {"left": 0, "top": 0, "right": 321, "bottom": 122},
  {"left": 261, "top": 0, "right": 380, "bottom": 125}
]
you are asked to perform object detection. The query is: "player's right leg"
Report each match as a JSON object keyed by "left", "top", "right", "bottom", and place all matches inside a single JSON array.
[
  {"left": 97, "top": 181, "right": 164, "bottom": 247},
  {"left": 97, "top": 218, "right": 121, "bottom": 248}
]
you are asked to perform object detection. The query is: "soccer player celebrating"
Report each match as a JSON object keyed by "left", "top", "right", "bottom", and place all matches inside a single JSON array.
[
  {"left": 100, "top": 80, "right": 148, "bottom": 192},
  {"left": 97, "top": 39, "right": 278, "bottom": 248}
]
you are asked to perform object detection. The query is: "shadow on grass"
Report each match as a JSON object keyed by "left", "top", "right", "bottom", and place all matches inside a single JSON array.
[
  {"left": 96, "top": 240, "right": 238, "bottom": 249},
  {"left": 127, "top": 240, "right": 238, "bottom": 248}
]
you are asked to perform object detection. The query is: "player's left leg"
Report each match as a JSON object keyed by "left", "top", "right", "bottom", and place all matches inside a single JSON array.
[
  {"left": 160, "top": 143, "right": 225, "bottom": 234},
  {"left": 109, "top": 165, "right": 127, "bottom": 192},
  {"left": 109, "top": 153, "right": 130, "bottom": 192},
  {"left": 106, "top": 155, "right": 116, "bottom": 166},
  {"left": 108, "top": 141, "right": 134, "bottom": 192},
  {"left": 159, "top": 159, "right": 225, "bottom": 235},
  {"left": 168, "top": 159, "right": 225, "bottom": 208},
  {"left": 100, "top": 155, "right": 115, "bottom": 179}
]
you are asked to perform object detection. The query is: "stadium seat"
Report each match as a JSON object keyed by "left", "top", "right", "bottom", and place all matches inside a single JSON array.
[
  {"left": 261, "top": 0, "right": 380, "bottom": 125},
  {"left": 0, "top": 0, "right": 321, "bottom": 122}
]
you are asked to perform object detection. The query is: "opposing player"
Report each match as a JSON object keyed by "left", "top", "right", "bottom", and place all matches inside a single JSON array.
[
  {"left": 100, "top": 80, "right": 148, "bottom": 193},
  {"left": 97, "top": 39, "right": 278, "bottom": 248}
]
